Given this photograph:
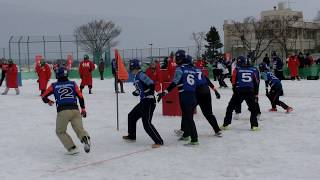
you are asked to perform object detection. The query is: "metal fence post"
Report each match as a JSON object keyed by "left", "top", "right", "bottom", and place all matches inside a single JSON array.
[
  {"left": 75, "top": 35, "right": 79, "bottom": 62},
  {"left": 59, "top": 35, "right": 63, "bottom": 59},
  {"left": 27, "top": 36, "right": 30, "bottom": 71},
  {"left": 43, "top": 36, "right": 46, "bottom": 58},
  {"left": 9, "top": 36, "right": 13, "bottom": 59}
]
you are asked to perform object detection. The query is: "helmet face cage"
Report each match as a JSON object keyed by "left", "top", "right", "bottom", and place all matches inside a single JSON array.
[
  {"left": 175, "top": 50, "right": 186, "bottom": 65},
  {"left": 55, "top": 67, "right": 68, "bottom": 79},
  {"left": 129, "top": 59, "right": 141, "bottom": 71}
]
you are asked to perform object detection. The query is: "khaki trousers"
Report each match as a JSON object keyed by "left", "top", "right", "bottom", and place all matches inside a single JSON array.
[{"left": 56, "top": 110, "right": 89, "bottom": 150}]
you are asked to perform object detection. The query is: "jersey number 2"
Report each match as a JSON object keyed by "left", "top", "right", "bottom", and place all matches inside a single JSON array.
[{"left": 58, "top": 87, "right": 74, "bottom": 99}]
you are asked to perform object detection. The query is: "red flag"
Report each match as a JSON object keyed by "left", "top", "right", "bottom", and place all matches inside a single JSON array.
[{"left": 115, "top": 49, "right": 129, "bottom": 81}]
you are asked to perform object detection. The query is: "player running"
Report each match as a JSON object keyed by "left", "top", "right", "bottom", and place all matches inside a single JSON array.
[{"left": 41, "top": 67, "right": 91, "bottom": 155}]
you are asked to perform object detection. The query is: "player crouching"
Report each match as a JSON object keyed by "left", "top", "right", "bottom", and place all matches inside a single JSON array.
[
  {"left": 41, "top": 67, "right": 91, "bottom": 155},
  {"left": 259, "top": 63, "right": 293, "bottom": 113}
]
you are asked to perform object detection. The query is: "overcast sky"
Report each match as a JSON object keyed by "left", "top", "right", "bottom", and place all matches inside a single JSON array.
[{"left": 0, "top": 0, "right": 319, "bottom": 49}]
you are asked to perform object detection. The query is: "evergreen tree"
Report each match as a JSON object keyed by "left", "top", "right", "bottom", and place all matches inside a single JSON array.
[{"left": 204, "top": 26, "right": 223, "bottom": 62}]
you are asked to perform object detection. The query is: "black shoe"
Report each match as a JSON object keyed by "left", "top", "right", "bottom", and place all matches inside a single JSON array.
[
  {"left": 122, "top": 135, "right": 136, "bottom": 142},
  {"left": 81, "top": 136, "right": 91, "bottom": 153}
]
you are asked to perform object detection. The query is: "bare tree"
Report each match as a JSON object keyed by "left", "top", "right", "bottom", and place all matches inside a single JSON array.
[
  {"left": 191, "top": 31, "right": 206, "bottom": 58},
  {"left": 74, "top": 20, "right": 121, "bottom": 61},
  {"left": 270, "top": 16, "right": 298, "bottom": 58},
  {"left": 231, "top": 16, "right": 275, "bottom": 62}
]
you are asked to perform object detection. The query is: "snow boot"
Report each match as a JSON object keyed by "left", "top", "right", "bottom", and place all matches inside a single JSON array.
[
  {"left": 174, "top": 129, "right": 184, "bottom": 137},
  {"left": 81, "top": 136, "right": 91, "bottom": 153},
  {"left": 286, "top": 107, "right": 293, "bottom": 113},
  {"left": 269, "top": 108, "right": 277, "bottom": 112},
  {"left": 184, "top": 141, "right": 199, "bottom": 146},
  {"left": 66, "top": 146, "right": 79, "bottom": 155}
]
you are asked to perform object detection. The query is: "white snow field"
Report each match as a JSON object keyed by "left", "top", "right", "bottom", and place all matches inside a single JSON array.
[{"left": 1, "top": 78, "right": 320, "bottom": 180}]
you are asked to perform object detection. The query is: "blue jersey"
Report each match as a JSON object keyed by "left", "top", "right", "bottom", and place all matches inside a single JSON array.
[
  {"left": 235, "top": 67, "right": 257, "bottom": 89},
  {"left": 262, "top": 71, "right": 281, "bottom": 88},
  {"left": 173, "top": 65, "right": 197, "bottom": 92},
  {"left": 52, "top": 81, "right": 78, "bottom": 107},
  {"left": 134, "top": 71, "right": 155, "bottom": 99},
  {"left": 194, "top": 68, "right": 207, "bottom": 86}
]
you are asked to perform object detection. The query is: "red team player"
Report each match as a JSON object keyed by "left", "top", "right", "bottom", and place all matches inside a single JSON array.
[
  {"left": 2, "top": 59, "right": 20, "bottom": 95},
  {"left": 35, "top": 60, "right": 51, "bottom": 95},
  {"left": 79, "top": 54, "right": 95, "bottom": 94},
  {"left": 42, "top": 67, "right": 91, "bottom": 155},
  {"left": 145, "top": 60, "right": 162, "bottom": 92}
]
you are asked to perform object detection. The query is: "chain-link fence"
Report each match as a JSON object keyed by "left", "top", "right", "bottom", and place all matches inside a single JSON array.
[
  {"left": 7, "top": 35, "right": 112, "bottom": 72},
  {"left": 6, "top": 35, "right": 210, "bottom": 71}
]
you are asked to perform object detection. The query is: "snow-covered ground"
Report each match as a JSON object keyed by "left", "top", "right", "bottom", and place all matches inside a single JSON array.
[{"left": 1, "top": 78, "right": 320, "bottom": 180}]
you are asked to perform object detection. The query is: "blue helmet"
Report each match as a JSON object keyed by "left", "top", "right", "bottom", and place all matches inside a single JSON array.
[
  {"left": 129, "top": 59, "right": 141, "bottom": 70},
  {"left": 175, "top": 50, "right": 186, "bottom": 65},
  {"left": 184, "top": 55, "right": 193, "bottom": 64},
  {"left": 259, "top": 62, "right": 269, "bottom": 72},
  {"left": 236, "top": 56, "right": 247, "bottom": 67},
  {"left": 55, "top": 67, "right": 68, "bottom": 79}
]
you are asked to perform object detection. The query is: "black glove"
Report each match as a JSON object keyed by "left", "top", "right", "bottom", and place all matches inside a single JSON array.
[
  {"left": 132, "top": 90, "right": 140, "bottom": 96},
  {"left": 157, "top": 92, "right": 167, "bottom": 102},
  {"left": 265, "top": 89, "right": 269, "bottom": 96},
  {"left": 254, "top": 96, "right": 259, "bottom": 103},
  {"left": 214, "top": 91, "right": 221, "bottom": 99}
]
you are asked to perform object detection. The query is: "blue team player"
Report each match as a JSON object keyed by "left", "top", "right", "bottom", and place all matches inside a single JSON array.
[
  {"left": 221, "top": 56, "right": 260, "bottom": 131},
  {"left": 259, "top": 62, "right": 293, "bottom": 113},
  {"left": 122, "top": 59, "right": 164, "bottom": 148},
  {"left": 157, "top": 50, "right": 199, "bottom": 146},
  {"left": 42, "top": 67, "right": 90, "bottom": 155}
]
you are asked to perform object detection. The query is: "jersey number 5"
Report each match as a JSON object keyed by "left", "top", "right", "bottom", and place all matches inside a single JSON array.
[
  {"left": 58, "top": 87, "right": 74, "bottom": 99},
  {"left": 241, "top": 73, "right": 252, "bottom": 82}
]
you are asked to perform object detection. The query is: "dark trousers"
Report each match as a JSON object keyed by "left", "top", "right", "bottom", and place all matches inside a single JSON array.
[
  {"left": 128, "top": 98, "right": 163, "bottom": 144},
  {"left": 0, "top": 71, "right": 6, "bottom": 86},
  {"left": 217, "top": 73, "right": 228, "bottom": 87},
  {"left": 80, "top": 85, "right": 92, "bottom": 93},
  {"left": 99, "top": 71, "right": 104, "bottom": 80},
  {"left": 234, "top": 96, "right": 261, "bottom": 114},
  {"left": 274, "top": 70, "right": 284, "bottom": 80},
  {"left": 223, "top": 90, "right": 258, "bottom": 128},
  {"left": 267, "top": 87, "right": 289, "bottom": 110},
  {"left": 196, "top": 86, "right": 221, "bottom": 133},
  {"left": 180, "top": 92, "right": 198, "bottom": 142},
  {"left": 114, "top": 75, "right": 124, "bottom": 92}
]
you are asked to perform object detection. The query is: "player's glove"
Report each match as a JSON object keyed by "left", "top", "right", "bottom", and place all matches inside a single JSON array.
[
  {"left": 254, "top": 95, "right": 259, "bottom": 103},
  {"left": 214, "top": 91, "right": 221, "bottom": 99},
  {"left": 81, "top": 108, "right": 87, "bottom": 118},
  {"left": 132, "top": 90, "right": 140, "bottom": 96},
  {"left": 48, "top": 100, "right": 54, "bottom": 106},
  {"left": 157, "top": 91, "right": 168, "bottom": 103},
  {"left": 265, "top": 88, "right": 269, "bottom": 96}
]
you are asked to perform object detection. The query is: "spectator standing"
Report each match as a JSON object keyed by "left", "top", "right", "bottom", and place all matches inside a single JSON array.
[
  {"left": 288, "top": 54, "right": 300, "bottom": 80},
  {"left": 111, "top": 58, "right": 124, "bottom": 93},
  {"left": 271, "top": 52, "right": 284, "bottom": 80},
  {"left": 0, "top": 59, "right": 8, "bottom": 87},
  {"left": 263, "top": 53, "right": 271, "bottom": 68},
  {"left": 98, "top": 58, "right": 105, "bottom": 80},
  {"left": 2, "top": 59, "right": 19, "bottom": 95}
]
